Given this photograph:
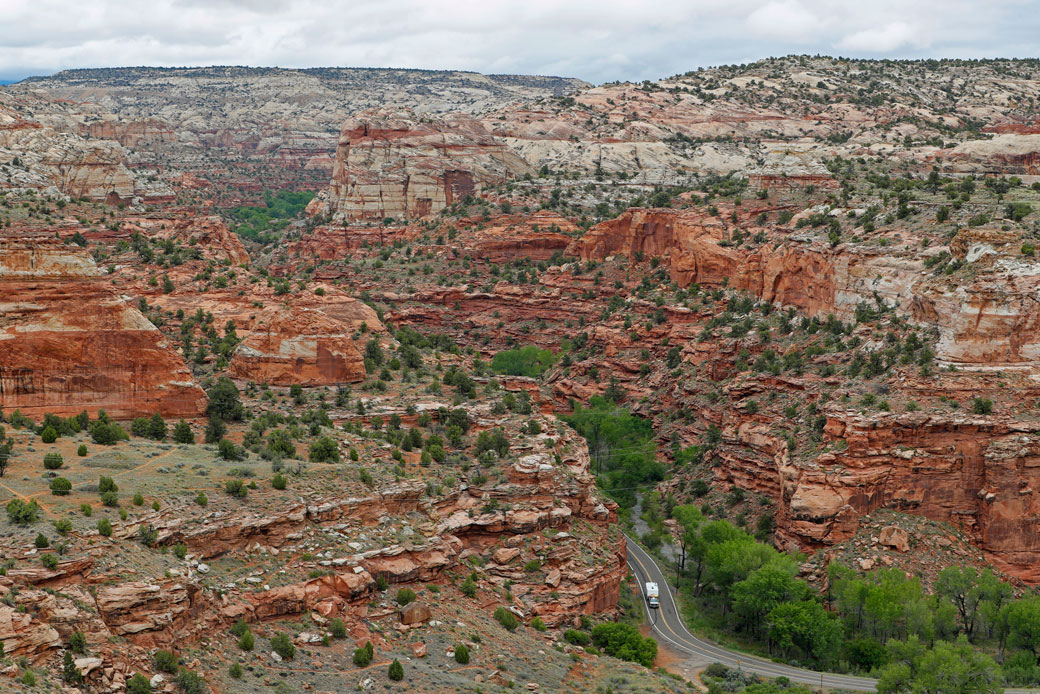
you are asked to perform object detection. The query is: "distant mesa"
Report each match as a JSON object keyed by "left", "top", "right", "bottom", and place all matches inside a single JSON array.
[{"left": 309, "top": 110, "right": 533, "bottom": 223}]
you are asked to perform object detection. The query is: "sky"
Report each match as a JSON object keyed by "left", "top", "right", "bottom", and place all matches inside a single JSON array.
[{"left": 1, "top": 0, "right": 1038, "bottom": 84}]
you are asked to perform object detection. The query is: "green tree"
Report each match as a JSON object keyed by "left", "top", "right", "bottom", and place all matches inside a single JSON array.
[
  {"left": 175, "top": 669, "right": 206, "bottom": 694},
  {"left": 353, "top": 641, "right": 374, "bottom": 666},
  {"left": 673, "top": 504, "right": 703, "bottom": 586},
  {"left": 590, "top": 622, "right": 657, "bottom": 667},
  {"left": 387, "top": 658, "right": 404, "bottom": 681},
  {"left": 876, "top": 635, "right": 1000, "bottom": 694},
  {"left": 1007, "top": 596, "right": 1040, "bottom": 662},
  {"left": 127, "top": 673, "right": 151, "bottom": 694},
  {"left": 935, "top": 566, "right": 986, "bottom": 639},
  {"left": 173, "top": 420, "right": 194, "bottom": 444},
  {"left": 148, "top": 412, "right": 167, "bottom": 441},
  {"left": 490, "top": 345, "right": 557, "bottom": 377},
  {"left": 90, "top": 419, "right": 127, "bottom": 445},
  {"left": 494, "top": 606, "right": 519, "bottom": 631},
  {"left": 6, "top": 498, "right": 40, "bottom": 524},
  {"left": 562, "top": 396, "right": 660, "bottom": 507},
  {"left": 731, "top": 559, "right": 806, "bottom": 635},
  {"left": 204, "top": 417, "right": 226, "bottom": 444},
  {"left": 62, "top": 651, "right": 82, "bottom": 684},
  {"left": 309, "top": 436, "right": 340, "bottom": 463},
  {"left": 365, "top": 339, "right": 385, "bottom": 366},
  {"left": 238, "top": 630, "right": 254, "bottom": 651},
  {"left": 270, "top": 632, "right": 295, "bottom": 660},
  {"left": 206, "top": 378, "right": 244, "bottom": 421},
  {"left": 766, "top": 600, "right": 842, "bottom": 666},
  {"left": 218, "top": 438, "right": 243, "bottom": 461},
  {"left": 268, "top": 429, "right": 295, "bottom": 457},
  {"left": 153, "top": 649, "right": 178, "bottom": 674},
  {"left": 68, "top": 630, "right": 86, "bottom": 654}
]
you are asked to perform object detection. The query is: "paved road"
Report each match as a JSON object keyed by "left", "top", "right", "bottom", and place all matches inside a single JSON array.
[
  {"left": 626, "top": 536, "right": 877, "bottom": 692},
  {"left": 627, "top": 537, "right": 1040, "bottom": 693}
]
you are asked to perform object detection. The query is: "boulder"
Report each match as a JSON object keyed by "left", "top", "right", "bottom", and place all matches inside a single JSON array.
[
  {"left": 492, "top": 547, "right": 521, "bottom": 565},
  {"left": 398, "top": 602, "right": 431, "bottom": 626},
  {"left": 879, "top": 526, "right": 911, "bottom": 553}
]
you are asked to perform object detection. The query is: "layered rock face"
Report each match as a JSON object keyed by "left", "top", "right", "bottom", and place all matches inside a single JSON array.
[
  {"left": 946, "top": 134, "right": 1040, "bottom": 175},
  {"left": 0, "top": 102, "right": 137, "bottom": 201},
  {"left": 556, "top": 204, "right": 1040, "bottom": 580},
  {"left": 147, "top": 215, "right": 251, "bottom": 266},
  {"left": 83, "top": 119, "right": 175, "bottom": 148},
  {"left": 708, "top": 404, "right": 1040, "bottom": 582},
  {"left": 14, "top": 66, "right": 585, "bottom": 174},
  {"left": 228, "top": 308, "right": 367, "bottom": 386},
  {"left": 137, "top": 413, "right": 622, "bottom": 628},
  {"left": 315, "top": 111, "right": 532, "bottom": 222},
  {"left": 572, "top": 206, "right": 1040, "bottom": 366},
  {"left": 285, "top": 211, "right": 574, "bottom": 274},
  {"left": 458, "top": 211, "right": 575, "bottom": 262},
  {"left": 0, "top": 233, "right": 206, "bottom": 418},
  {"left": 781, "top": 414, "right": 1040, "bottom": 581}
]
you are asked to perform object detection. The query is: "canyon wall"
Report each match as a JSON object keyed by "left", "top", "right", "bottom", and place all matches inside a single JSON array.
[
  {"left": 0, "top": 234, "right": 206, "bottom": 419},
  {"left": 572, "top": 206, "right": 1040, "bottom": 366},
  {"left": 0, "top": 104, "right": 138, "bottom": 201},
  {"left": 228, "top": 308, "right": 367, "bottom": 386},
  {"left": 313, "top": 111, "right": 532, "bottom": 222}
]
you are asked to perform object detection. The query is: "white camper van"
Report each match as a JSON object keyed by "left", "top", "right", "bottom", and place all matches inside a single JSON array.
[{"left": 645, "top": 582, "right": 659, "bottom": 609}]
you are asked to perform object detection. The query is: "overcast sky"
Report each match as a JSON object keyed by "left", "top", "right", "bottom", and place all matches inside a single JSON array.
[{"left": 1, "top": 0, "right": 1038, "bottom": 84}]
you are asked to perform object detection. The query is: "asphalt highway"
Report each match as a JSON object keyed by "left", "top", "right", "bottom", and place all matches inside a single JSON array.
[
  {"left": 627, "top": 537, "right": 1040, "bottom": 693},
  {"left": 625, "top": 536, "right": 877, "bottom": 692}
]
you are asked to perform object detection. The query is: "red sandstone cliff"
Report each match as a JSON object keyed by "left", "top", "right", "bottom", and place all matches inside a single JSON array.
[
  {"left": 228, "top": 308, "right": 367, "bottom": 386},
  {"left": 572, "top": 206, "right": 1040, "bottom": 366},
  {"left": 0, "top": 233, "right": 206, "bottom": 419}
]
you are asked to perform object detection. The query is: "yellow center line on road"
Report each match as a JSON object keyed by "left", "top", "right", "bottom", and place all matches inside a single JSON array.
[
  {"left": 627, "top": 548, "right": 704, "bottom": 653},
  {"left": 626, "top": 539, "right": 881, "bottom": 691}
]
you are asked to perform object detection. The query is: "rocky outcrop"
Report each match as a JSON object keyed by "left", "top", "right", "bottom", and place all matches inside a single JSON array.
[
  {"left": 0, "top": 104, "right": 137, "bottom": 201},
  {"left": 83, "top": 119, "right": 175, "bottom": 148},
  {"left": 314, "top": 110, "right": 532, "bottom": 222},
  {"left": 572, "top": 206, "right": 1040, "bottom": 366},
  {"left": 285, "top": 225, "right": 414, "bottom": 261},
  {"left": 247, "top": 571, "right": 375, "bottom": 621},
  {"left": 709, "top": 405, "right": 1040, "bottom": 582},
  {"left": 459, "top": 212, "right": 575, "bottom": 262},
  {"left": 946, "top": 134, "right": 1040, "bottom": 175},
  {"left": 148, "top": 215, "right": 250, "bottom": 265},
  {"left": 0, "top": 605, "right": 62, "bottom": 662},
  {"left": 229, "top": 308, "right": 367, "bottom": 386},
  {"left": 0, "top": 233, "right": 207, "bottom": 418},
  {"left": 95, "top": 581, "right": 206, "bottom": 647}
]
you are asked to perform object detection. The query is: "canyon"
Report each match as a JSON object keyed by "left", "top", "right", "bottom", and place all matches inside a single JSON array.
[{"left": 3, "top": 55, "right": 1040, "bottom": 690}]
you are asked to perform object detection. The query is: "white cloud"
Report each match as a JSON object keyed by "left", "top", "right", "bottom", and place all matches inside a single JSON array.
[
  {"left": 0, "top": 0, "right": 1031, "bottom": 83},
  {"left": 746, "top": 0, "right": 825, "bottom": 42},
  {"left": 838, "top": 21, "right": 926, "bottom": 53}
]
